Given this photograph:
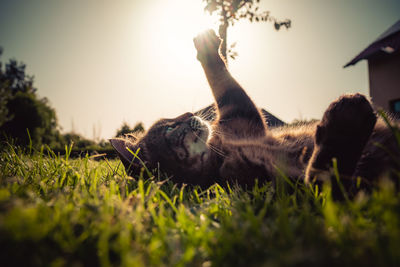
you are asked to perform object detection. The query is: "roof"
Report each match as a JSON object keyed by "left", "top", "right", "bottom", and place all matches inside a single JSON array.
[
  {"left": 195, "top": 104, "right": 286, "bottom": 128},
  {"left": 344, "top": 20, "right": 400, "bottom": 68}
]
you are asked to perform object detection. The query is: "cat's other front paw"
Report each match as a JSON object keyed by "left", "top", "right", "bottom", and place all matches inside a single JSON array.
[{"left": 193, "top": 29, "right": 223, "bottom": 65}]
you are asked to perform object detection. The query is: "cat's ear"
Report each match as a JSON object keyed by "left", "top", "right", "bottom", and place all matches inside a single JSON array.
[{"left": 109, "top": 138, "right": 142, "bottom": 175}]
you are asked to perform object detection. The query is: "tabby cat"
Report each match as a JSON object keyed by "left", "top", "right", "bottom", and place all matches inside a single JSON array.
[{"left": 111, "top": 30, "right": 399, "bottom": 197}]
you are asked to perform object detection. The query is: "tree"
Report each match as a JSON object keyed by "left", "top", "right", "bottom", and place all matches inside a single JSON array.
[
  {"left": 0, "top": 48, "right": 36, "bottom": 96},
  {"left": 61, "top": 132, "right": 95, "bottom": 149},
  {"left": 115, "top": 122, "right": 145, "bottom": 138},
  {"left": 0, "top": 48, "right": 12, "bottom": 127},
  {"left": 0, "top": 80, "right": 12, "bottom": 127},
  {"left": 203, "top": 0, "right": 291, "bottom": 61},
  {"left": 0, "top": 48, "right": 61, "bottom": 147}
]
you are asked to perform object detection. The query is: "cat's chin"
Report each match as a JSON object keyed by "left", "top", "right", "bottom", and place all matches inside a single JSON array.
[{"left": 185, "top": 128, "right": 210, "bottom": 157}]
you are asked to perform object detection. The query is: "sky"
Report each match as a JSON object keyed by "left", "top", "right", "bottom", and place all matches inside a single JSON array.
[{"left": 0, "top": 0, "right": 399, "bottom": 140}]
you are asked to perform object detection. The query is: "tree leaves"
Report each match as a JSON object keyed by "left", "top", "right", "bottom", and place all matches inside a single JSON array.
[{"left": 202, "top": 0, "right": 291, "bottom": 61}]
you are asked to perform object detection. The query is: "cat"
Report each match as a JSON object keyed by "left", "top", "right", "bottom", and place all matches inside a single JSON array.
[{"left": 111, "top": 29, "right": 399, "bottom": 197}]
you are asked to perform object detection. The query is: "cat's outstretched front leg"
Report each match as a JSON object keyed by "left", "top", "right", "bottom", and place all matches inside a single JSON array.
[
  {"left": 193, "top": 30, "right": 266, "bottom": 139},
  {"left": 305, "top": 94, "right": 377, "bottom": 198}
]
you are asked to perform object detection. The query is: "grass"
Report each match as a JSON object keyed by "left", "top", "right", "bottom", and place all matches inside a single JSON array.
[{"left": 1, "top": 143, "right": 400, "bottom": 267}]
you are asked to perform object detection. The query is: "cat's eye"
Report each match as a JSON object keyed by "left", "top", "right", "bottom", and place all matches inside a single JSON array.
[{"left": 166, "top": 125, "right": 176, "bottom": 133}]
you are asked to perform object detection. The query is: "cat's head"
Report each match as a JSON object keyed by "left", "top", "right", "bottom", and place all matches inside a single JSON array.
[{"left": 110, "top": 112, "right": 212, "bottom": 182}]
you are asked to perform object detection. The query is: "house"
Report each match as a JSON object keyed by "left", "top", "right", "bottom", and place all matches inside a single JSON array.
[{"left": 344, "top": 20, "right": 400, "bottom": 117}]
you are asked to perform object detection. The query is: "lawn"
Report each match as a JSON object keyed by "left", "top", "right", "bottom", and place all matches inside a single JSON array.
[{"left": 1, "top": 143, "right": 400, "bottom": 267}]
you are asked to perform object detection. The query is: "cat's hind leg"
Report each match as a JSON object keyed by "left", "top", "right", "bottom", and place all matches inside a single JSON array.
[{"left": 305, "top": 93, "right": 377, "bottom": 197}]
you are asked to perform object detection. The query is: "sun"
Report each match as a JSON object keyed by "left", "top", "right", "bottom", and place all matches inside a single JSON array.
[
  {"left": 152, "top": 0, "right": 218, "bottom": 35},
  {"left": 144, "top": 0, "right": 219, "bottom": 65}
]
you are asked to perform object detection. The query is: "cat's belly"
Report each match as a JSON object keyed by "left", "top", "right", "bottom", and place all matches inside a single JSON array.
[{"left": 217, "top": 138, "right": 314, "bottom": 186}]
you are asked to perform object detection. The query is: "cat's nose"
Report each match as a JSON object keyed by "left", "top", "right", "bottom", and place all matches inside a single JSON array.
[{"left": 189, "top": 116, "right": 202, "bottom": 130}]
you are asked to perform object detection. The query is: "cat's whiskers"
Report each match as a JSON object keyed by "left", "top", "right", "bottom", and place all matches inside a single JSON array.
[
  {"left": 209, "top": 128, "right": 234, "bottom": 139},
  {"left": 192, "top": 110, "right": 235, "bottom": 141},
  {"left": 192, "top": 130, "right": 226, "bottom": 158},
  {"left": 196, "top": 106, "right": 216, "bottom": 122}
]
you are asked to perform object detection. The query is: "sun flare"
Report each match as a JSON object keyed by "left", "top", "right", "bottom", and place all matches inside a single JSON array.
[{"left": 145, "top": 0, "right": 219, "bottom": 65}]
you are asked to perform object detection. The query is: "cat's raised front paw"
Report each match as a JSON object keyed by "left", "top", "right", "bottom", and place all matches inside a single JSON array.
[{"left": 193, "top": 29, "right": 222, "bottom": 65}]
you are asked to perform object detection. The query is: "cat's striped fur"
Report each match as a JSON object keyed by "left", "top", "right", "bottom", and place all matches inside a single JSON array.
[{"left": 111, "top": 30, "right": 399, "bottom": 197}]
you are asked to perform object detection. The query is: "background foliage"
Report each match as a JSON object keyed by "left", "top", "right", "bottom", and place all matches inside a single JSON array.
[
  {"left": 0, "top": 48, "right": 61, "bottom": 147},
  {"left": 0, "top": 48, "right": 136, "bottom": 155},
  {"left": 115, "top": 122, "right": 145, "bottom": 138}
]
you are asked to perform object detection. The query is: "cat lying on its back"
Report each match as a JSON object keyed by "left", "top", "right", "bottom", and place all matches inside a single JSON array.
[{"left": 111, "top": 30, "right": 399, "bottom": 198}]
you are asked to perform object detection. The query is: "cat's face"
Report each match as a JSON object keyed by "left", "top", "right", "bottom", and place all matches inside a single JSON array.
[{"left": 111, "top": 112, "right": 211, "bottom": 178}]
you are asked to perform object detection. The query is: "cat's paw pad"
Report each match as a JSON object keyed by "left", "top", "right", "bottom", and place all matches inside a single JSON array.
[
  {"left": 193, "top": 29, "right": 222, "bottom": 64},
  {"left": 316, "top": 93, "right": 377, "bottom": 145}
]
